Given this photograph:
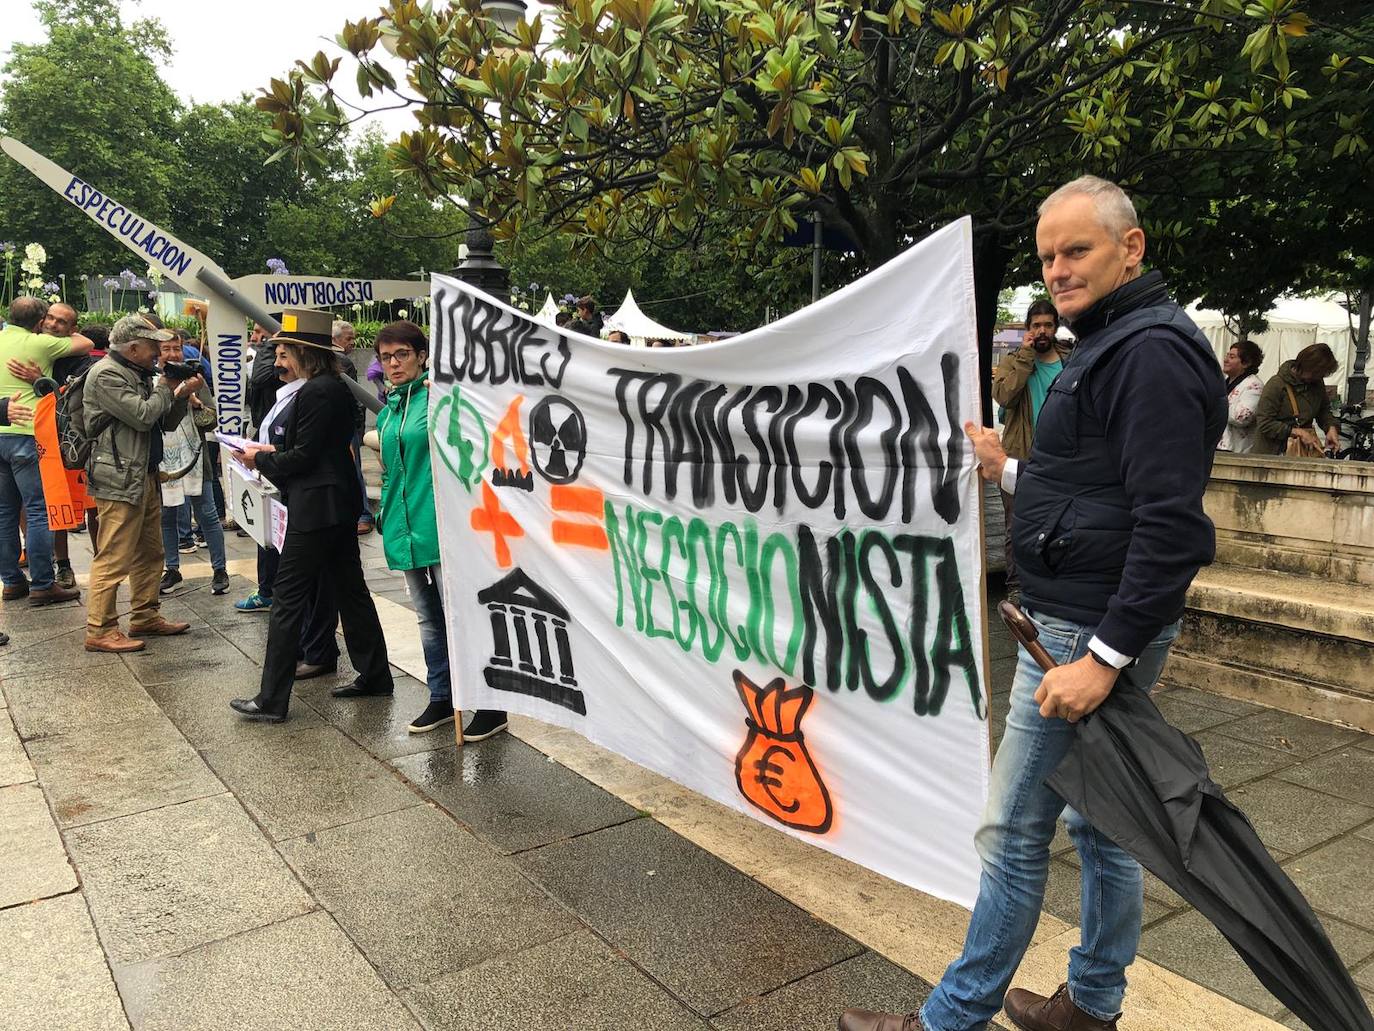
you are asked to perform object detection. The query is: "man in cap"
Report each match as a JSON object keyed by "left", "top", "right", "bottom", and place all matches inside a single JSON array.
[{"left": 82, "top": 314, "right": 204, "bottom": 652}]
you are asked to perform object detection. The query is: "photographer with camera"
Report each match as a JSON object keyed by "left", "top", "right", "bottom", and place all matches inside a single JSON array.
[
  {"left": 155, "top": 337, "right": 228, "bottom": 597},
  {"left": 82, "top": 315, "right": 202, "bottom": 653}
]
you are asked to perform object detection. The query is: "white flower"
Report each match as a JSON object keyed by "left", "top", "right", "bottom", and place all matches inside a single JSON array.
[
  {"left": 352, "top": 303, "right": 362, "bottom": 312},
  {"left": 24, "top": 243, "right": 45, "bottom": 264},
  {"left": 145, "top": 264, "right": 164, "bottom": 286},
  {"left": 47, "top": 293, "right": 59, "bottom": 302},
  {"left": 398, "top": 308, "right": 408, "bottom": 318}
]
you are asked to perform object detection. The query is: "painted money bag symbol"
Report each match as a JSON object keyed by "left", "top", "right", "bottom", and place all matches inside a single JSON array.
[{"left": 732, "top": 670, "right": 834, "bottom": 834}]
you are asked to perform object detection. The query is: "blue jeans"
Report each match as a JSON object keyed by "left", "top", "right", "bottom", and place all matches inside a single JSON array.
[
  {"left": 405, "top": 565, "right": 451, "bottom": 704},
  {"left": 921, "top": 610, "right": 1181, "bottom": 1030},
  {"left": 0, "top": 434, "right": 54, "bottom": 591},
  {"left": 161, "top": 490, "right": 226, "bottom": 573}
]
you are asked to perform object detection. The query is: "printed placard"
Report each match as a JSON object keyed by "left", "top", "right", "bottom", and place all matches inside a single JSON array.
[{"left": 431, "top": 218, "right": 989, "bottom": 907}]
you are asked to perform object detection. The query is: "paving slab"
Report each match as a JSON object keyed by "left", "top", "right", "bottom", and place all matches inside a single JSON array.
[
  {"left": 0, "top": 627, "right": 121, "bottom": 677},
  {"left": 2, "top": 662, "right": 163, "bottom": 742},
  {"left": 0, "top": 709, "right": 33, "bottom": 786},
  {"left": 1226, "top": 778, "right": 1374, "bottom": 856},
  {"left": 404, "top": 928, "right": 707, "bottom": 1031},
  {"left": 0, "top": 781, "right": 77, "bottom": 907},
  {"left": 66, "top": 793, "right": 315, "bottom": 964},
  {"left": 710, "top": 949, "right": 941, "bottom": 1031},
  {"left": 1281, "top": 987, "right": 1374, "bottom": 1030},
  {"left": 116, "top": 911, "right": 421, "bottom": 1031},
  {"left": 1137, "top": 907, "right": 1366, "bottom": 1018},
  {"left": 278, "top": 804, "right": 578, "bottom": 988},
  {"left": 1275, "top": 747, "right": 1374, "bottom": 807},
  {"left": 392, "top": 736, "right": 641, "bottom": 855},
  {"left": 292, "top": 672, "right": 446, "bottom": 760},
  {"left": 1282, "top": 837, "right": 1374, "bottom": 932},
  {"left": 516, "top": 816, "right": 863, "bottom": 1016},
  {"left": 1151, "top": 695, "right": 1245, "bottom": 735},
  {"left": 0, "top": 893, "right": 129, "bottom": 1031},
  {"left": 1191, "top": 730, "right": 1298, "bottom": 789},
  {"left": 199, "top": 723, "right": 423, "bottom": 840},
  {"left": 1210, "top": 708, "right": 1364, "bottom": 759},
  {"left": 27, "top": 715, "right": 223, "bottom": 827},
  {"left": 1156, "top": 686, "right": 1265, "bottom": 717},
  {"left": 142, "top": 673, "right": 326, "bottom": 750},
  {"left": 120, "top": 631, "right": 260, "bottom": 688}
]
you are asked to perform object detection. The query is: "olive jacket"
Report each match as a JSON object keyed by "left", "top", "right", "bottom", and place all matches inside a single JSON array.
[
  {"left": 1253, "top": 361, "right": 1334, "bottom": 456},
  {"left": 992, "top": 340, "right": 1074, "bottom": 460},
  {"left": 82, "top": 353, "right": 190, "bottom": 504}
]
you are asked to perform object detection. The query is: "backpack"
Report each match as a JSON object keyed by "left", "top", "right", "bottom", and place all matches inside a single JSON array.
[{"left": 55, "top": 368, "right": 112, "bottom": 471}]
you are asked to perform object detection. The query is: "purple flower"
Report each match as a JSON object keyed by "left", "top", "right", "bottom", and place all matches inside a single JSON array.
[
  {"left": 0, "top": 241, "right": 14, "bottom": 254},
  {"left": 102, "top": 278, "right": 120, "bottom": 289},
  {"left": 120, "top": 268, "right": 136, "bottom": 283},
  {"left": 266, "top": 257, "right": 289, "bottom": 275},
  {"left": 147, "top": 290, "right": 158, "bottom": 300},
  {"left": 561, "top": 293, "right": 576, "bottom": 303},
  {"left": 528, "top": 281, "right": 539, "bottom": 291},
  {"left": 43, "top": 281, "right": 59, "bottom": 293}
]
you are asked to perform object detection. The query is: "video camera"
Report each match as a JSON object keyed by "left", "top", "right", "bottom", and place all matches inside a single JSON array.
[{"left": 161, "top": 361, "right": 201, "bottom": 382}]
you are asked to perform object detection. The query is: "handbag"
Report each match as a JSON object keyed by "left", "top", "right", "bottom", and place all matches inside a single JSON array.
[{"left": 1283, "top": 385, "right": 1325, "bottom": 459}]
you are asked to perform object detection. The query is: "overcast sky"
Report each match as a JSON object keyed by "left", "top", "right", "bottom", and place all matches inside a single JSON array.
[{"left": 2, "top": 0, "right": 472, "bottom": 139}]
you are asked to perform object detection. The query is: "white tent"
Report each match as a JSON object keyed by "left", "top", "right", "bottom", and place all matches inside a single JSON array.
[
  {"left": 603, "top": 288, "right": 694, "bottom": 346},
  {"left": 535, "top": 292, "right": 560, "bottom": 323},
  {"left": 1186, "top": 294, "right": 1359, "bottom": 399}
]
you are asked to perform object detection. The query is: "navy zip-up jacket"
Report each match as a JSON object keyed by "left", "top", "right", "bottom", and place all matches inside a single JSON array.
[{"left": 1012, "top": 271, "right": 1227, "bottom": 657}]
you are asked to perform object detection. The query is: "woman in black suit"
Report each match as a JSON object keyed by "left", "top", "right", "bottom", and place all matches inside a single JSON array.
[{"left": 230, "top": 309, "right": 392, "bottom": 722}]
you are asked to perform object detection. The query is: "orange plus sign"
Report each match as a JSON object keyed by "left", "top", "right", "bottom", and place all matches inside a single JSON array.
[{"left": 470, "top": 481, "right": 523, "bottom": 567}]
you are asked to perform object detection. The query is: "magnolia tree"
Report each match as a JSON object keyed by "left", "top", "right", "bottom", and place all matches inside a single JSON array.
[{"left": 259, "top": 0, "right": 1371, "bottom": 396}]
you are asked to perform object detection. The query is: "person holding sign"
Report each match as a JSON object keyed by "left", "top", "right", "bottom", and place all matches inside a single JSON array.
[
  {"left": 841, "top": 177, "right": 1226, "bottom": 1031},
  {"left": 373, "top": 320, "right": 508, "bottom": 739},
  {"left": 229, "top": 308, "right": 391, "bottom": 723}
]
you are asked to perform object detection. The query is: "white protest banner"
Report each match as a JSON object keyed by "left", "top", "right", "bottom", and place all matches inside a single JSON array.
[{"left": 431, "top": 218, "right": 990, "bottom": 907}]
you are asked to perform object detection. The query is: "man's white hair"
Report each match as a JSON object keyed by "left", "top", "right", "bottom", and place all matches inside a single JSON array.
[
  {"left": 1039, "top": 176, "right": 1139, "bottom": 240},
  {"left": 332, "top": 319, "right": 354, "bottom": 339}
]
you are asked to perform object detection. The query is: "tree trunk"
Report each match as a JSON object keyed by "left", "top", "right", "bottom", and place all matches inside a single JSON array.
[{"left": 973, "top": 229, "right": 1013, "bottom": 426}]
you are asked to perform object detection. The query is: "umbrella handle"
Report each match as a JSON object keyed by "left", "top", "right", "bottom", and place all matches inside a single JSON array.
[{"left": 998, "top": 601, "right": 1059, "bottom": 673}]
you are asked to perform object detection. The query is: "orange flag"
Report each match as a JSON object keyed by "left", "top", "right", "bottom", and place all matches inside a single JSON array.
[{"left": 32, "top": 393, "right": 85, "bottom": 531}]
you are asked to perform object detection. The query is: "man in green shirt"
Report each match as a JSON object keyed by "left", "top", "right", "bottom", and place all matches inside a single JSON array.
[{"left": 0, "top": 296, "right": 91, "bottom": 605}]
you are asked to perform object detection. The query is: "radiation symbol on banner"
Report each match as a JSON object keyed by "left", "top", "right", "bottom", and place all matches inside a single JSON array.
[{"left": 528, "top": 396, "right": 587, "bottom": 485}]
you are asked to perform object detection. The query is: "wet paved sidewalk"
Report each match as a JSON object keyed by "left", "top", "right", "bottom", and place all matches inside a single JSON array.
[{"left": 0, "top": 525, "right": 1369, "bottom": 1030}]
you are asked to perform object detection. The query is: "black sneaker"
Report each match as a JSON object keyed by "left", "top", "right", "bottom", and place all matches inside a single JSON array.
[
  {"left": 407, "top": 700, "right": 456, "bottom": 735},
  {"left": 159, "top": 568, "right": 183, "bottom": 594},
  {"left": 462, "top": 709, "right": 509, "bottom": 742},
  {"left": 211, "top": 569, "right": 230, "bottom": 595}
]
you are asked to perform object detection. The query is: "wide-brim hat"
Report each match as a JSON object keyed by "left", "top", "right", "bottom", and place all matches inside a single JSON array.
[{"left": 270, "top": 308, "right": 343, "bottom": 352}]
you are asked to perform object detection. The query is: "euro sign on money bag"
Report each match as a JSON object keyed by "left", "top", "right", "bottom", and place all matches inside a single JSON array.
[{"left": 732, "top": 670, "right": 834, "bottom": 834}]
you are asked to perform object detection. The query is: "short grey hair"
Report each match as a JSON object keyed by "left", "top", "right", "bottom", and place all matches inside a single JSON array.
[
  {"left": 332, "top": 319, "right": 354, "bottom": 339},
  {"left": 1039, "top": 176, "right": 1139, "bottom": 240}
]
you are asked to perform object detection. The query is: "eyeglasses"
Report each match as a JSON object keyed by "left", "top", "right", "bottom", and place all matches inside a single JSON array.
[{"left": 378, "top": 349, "right": 416, "bottom": 364}]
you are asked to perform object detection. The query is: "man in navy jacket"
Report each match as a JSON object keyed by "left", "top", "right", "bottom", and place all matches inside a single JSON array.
[{"left": 841, "top": 178, "right": 1226, "bottom": 1031}]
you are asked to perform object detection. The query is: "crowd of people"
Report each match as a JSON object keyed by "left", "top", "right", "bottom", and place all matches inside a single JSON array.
[{"left": 0, "top": 297, "right": 508, "bottom": 741}]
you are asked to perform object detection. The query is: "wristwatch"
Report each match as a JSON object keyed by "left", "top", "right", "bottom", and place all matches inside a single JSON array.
[{"left": 1088, "top": 649, "right": 1117, "bottom": 670}]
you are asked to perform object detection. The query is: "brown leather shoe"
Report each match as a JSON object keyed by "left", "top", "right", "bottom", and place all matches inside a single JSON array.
[
  {"left": 85, "top": 630, "right": 147, "bottom": 653},
  {"left": 128, "top": 617, "right": 192, "bottom": 637},
  {"left": 2, "top": 580, "right": 30, "bottom": 600},
  {"left": 29, "top": 584, "right": 80, "bottom": 606},
  {"left": 1004, "top": 984, "right": 1119, "bottom": 1031},
  {"left": 837, "top": 1009, "right": 924, "bottom": 1031}
]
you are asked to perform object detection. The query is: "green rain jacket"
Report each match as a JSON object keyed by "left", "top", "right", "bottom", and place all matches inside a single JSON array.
[{"left": 376, "top": 376, "right": 440, "bottom": 571}]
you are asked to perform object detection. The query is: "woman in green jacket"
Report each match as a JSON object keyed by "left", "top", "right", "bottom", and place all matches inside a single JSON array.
[
  {"left": 374, "top": 321, "right": 508, "bottom": 740},
  {"left": 1253, "top": 343, "right": 1340, "bottom": 456}
]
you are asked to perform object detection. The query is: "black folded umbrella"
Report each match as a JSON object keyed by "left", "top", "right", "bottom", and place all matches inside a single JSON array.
[{"left": 997, "top": 603, "right": 1374, "bottom": 1031}]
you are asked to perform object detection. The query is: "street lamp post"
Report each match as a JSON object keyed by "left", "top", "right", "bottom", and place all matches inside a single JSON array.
[
  {"left": 451, "top": 227, "right": 510, "bottom": 305},
  {"left": 480, "top": 0, "right": 528, "bottom": 32}
]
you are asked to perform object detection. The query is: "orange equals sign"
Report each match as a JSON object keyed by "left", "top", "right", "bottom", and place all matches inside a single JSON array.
[{"left": 550, "top": 485, "right": 608, "bottom": 550}]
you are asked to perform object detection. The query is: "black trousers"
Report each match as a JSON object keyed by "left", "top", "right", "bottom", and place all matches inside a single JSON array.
[
  {"left": 256, "top": 523, "right": 391, "bottom": 715},
  {"left": 256, "top": 544, "right": 337, "bottom": 666}
]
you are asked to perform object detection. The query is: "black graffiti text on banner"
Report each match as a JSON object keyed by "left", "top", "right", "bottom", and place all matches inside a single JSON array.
[{"left": 432, "top": 281, "right": 571, "bottom": 388}]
